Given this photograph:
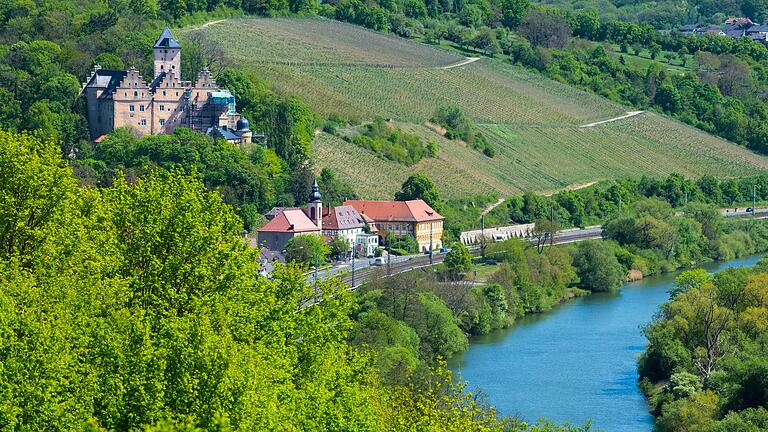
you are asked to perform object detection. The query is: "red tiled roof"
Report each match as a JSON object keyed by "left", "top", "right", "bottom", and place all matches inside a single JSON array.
[
  {"left": 322, "top": 205, "right": 364, "bottom": 230},
  {"left": 343, "top": 199, "right": 443, "bottom": 223},
  {"left": 257, "top": 209, "right": 320, "bottom": 233}
]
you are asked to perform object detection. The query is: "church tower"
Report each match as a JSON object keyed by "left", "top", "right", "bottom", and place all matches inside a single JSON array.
[
  {"left": 308, "top": 179, "right": 323, "bottom": 229},
  {"left": 153, "top": 27, "right": 181, "bottom": 78}
]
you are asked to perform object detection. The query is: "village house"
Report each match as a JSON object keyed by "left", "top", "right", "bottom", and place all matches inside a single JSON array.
[
  {"left": 343, "top": 199, "right": 444, "bottom": 252},
  {"left": 322, "top": 205, "right": 365, "bottom": 246},
  {"left": 257, "top": 180, "right": 379, "bottom": 258},
  {"left": 81, "top": 27, "right": 252, "bottom": 145}
]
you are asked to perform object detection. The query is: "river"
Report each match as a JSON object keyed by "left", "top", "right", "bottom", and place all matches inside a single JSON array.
[{"left": 448, "top": 255, "right": 762, "bottom": 431}]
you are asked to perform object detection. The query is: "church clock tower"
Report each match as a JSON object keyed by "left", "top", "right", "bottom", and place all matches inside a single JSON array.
[{"left": 308, "top": 179, "right": 323, "bottom": 229}]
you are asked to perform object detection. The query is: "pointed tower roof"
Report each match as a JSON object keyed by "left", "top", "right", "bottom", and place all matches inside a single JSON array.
[
  {"left": 309, "top": 178, "right": 322, "bottom": 203},
  {"left": 154, "top": 27, "right": 181, "bottom": 49}
]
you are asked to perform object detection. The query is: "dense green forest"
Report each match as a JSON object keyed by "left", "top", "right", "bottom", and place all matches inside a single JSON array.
[
  {"left": 639, "top": 264, "right": 768, "bottom": 431},
  {"left": 534, "top": 0, "right": 768, "bottom": 28},
  {"left": 502, "top": 173, "right": 768, "bottom": 228},
  {"left": 1, "top": 129, "right": 608, "bottom": 431}
]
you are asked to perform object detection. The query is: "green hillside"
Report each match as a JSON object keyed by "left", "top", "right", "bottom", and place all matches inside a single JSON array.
[{"left": 182, "top": 17, "right": 768, "bottom": 199}]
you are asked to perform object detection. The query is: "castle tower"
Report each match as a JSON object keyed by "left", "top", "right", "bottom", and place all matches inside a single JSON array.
[
  {"left": 308, "top": 178, "right": 323, "bottom": 229},
  {"left": 153, "top": 27, "right": 181, "bottom": 78},
  {"left": 235, "top": 117, "right": 252, "bottom": 144}
]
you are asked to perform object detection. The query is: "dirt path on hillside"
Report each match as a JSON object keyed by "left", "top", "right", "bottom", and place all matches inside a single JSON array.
[
  {"left": 482, "top": 198, "right": 505, "bottom": 215},
  {"left": 440, "top": 57, "right": 481, "bottom": 70},
  {"left": 542, "top": 181, "right": 599, "bottom": 197},
  {"left": 579, "top": 111, "right": 644, "bottom": 128},
  {"left": 194, "top": 19, "right": 225, "bottom": 30}
]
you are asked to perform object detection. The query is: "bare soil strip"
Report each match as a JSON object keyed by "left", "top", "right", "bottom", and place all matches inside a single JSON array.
[
  {"left": 579, "top": 110, "right": 645, "bottom": 127},
  {"left": 440, "top": 57, "right": 481, "bottom": 69}
]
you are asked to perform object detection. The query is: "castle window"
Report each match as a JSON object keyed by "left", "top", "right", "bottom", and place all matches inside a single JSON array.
[
  {"left": 133, "top": 91, "right": 138, "bottom": 97},
  {"left": 159, "top": 105, "right": 165, "bottom": 111},
  {"left": 140, "top": 119, "right": 146, "bottom": 126},
  {"left": 129, "top": 105, "right": 135, "bottom": 112},
  {"left": 176, "top": 92, "right": 179, "bottom": 96},
  {"left": 124, "top": 92, "right": 127, "bottom": 97},
  {"left": 159, "top": 119, "right": 165, "bottom": 126},
  {"left": 139, "top": 105, "right": 145, "bottom": 112},
  {"left": 179, "top": 106, "right": 184, "bottom": 112},
  {"left": 162, "top": 90, "right": 166, "bottom": 96}
]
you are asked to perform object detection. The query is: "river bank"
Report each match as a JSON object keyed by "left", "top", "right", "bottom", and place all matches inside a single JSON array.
[{"left": 448, "top": 255, "right": 764, "bottom": 432}]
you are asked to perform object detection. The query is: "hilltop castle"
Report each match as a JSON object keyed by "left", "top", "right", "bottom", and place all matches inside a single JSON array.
[{"left": 81, "top": 28, "right": 252, "bottom": 144}]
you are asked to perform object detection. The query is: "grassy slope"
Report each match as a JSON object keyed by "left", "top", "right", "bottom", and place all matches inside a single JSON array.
[{"left": 183, "top": 18, "right": 768, "bottom": 199}]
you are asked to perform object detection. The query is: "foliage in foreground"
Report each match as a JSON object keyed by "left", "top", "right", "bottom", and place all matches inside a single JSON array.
[
  {"left": 0, "top": 129, "right": 591, "bottom": 431},
  {"left": 639, "top": 263, "right": 768, "bottom": 432}
]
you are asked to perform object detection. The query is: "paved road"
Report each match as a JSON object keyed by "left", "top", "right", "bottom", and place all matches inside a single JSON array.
[
  {"left": 721, "top": 206, "right": 768, "bottom": 219},
  {"left": 301, "top": 206, "right": 768, "bottom": 289}
]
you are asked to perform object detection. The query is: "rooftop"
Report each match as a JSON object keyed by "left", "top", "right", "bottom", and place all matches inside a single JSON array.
[
  {"left": 343, "top": 199, "right": 443, "bottom": 223},
  {"left": 322, "top": 205, "right": 364, "bottom": 230},
  {"left": 83, "top": 69, "right": 128, "bottom": 98},
  {"left": 258, "top": 209, "right": 320, "bottom": 233},
  {"left": 154, "top": 27, "right": 181, "bottom": 49}
]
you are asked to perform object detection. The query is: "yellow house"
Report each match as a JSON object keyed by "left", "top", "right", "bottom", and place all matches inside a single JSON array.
[{"left": 343, "top": 199, "right": 444, "bottom": 251}]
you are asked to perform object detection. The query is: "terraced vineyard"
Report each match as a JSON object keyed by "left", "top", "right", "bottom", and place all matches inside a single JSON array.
[
  {"left": 184, "top": 17, "right": 768, "bottom": 198},
  {"left": 314, "top": 119, "right": 768, "bottom": 200},
  {"left": 186, "top": 17, "right": 462, "bottom": 67}
]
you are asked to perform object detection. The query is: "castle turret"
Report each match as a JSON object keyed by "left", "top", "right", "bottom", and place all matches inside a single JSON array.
[
  {"left": 153, "top": 27, "right": 181, "bottom": 78},
  {"left": 308, "top": 178, "right": 322, "bottom": 229},
  {"left": 235, "top": 117, "right": 252, "bottom": 144}
]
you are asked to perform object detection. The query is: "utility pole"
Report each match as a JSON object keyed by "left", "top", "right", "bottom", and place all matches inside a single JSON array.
[
  {"left": 387, "top": 231, "right": 392, "bottom": 276},
  {"left": 429, "top": 222, "right": 433, "bottom": 265},
  {"left": 351, "top": 244, "right": 356, "bottom": 288},
  {"left": 754, "top": 185, "right": 757, "bottom": 219}
]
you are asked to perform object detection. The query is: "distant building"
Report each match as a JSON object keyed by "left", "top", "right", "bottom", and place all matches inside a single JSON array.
[
  {"left": 678, "top": 24, "right": 700, "bottom": 34},
  {"left": 725, "top": 17, "right": 754, "bottom": 26},
  {"left": 746, "top": 23, "right": 768, "bottom": 41},
  {"left": 343, "top": 199, "right": 444, "bottom": 251},
  {"left": 258, "top": 181, "right": 323, "bottom": 252},
  {"left": 355, "top": 233, "right": 379, "bottom": 258},
  {"left": 699, "top": 26, "right": 726, "bottom": 36},
  {"left": 81, "top": 27, "right": 252, "bottom": 145},
  {"left": 322, "top": 205, "right": 365, "bottom": 247}
]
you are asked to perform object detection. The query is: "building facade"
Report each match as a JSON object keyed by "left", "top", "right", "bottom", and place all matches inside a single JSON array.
[
  {"left": 81, "top": 28, "right": 252, "bottom": 145},
  {"left": 343, "top": 199, "right": 444, "bottom": 251},
  {"left": 322, "top": 205, "right": 365, "bottom": 247}
]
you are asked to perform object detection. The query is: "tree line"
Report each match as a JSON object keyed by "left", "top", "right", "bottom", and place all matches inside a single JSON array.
[{"left": 639, "top": 263, "right": 768, "bottom": 431}]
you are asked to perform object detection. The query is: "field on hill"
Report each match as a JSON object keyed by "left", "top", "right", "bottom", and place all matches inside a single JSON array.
[{"left": 183, "top": 18, "right": 768, "bottom": 199}]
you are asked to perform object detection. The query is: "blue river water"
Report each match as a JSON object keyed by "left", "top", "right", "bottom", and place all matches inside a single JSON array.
[{"left": 448, "top": 255, "right": 762, "bottom": 432}]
